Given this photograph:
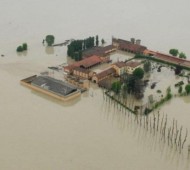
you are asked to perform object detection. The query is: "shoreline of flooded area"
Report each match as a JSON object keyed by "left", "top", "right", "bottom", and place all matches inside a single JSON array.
[
  {"left": 1, "top": 56, "right": 190, "bottom": 170},
  {"left": 1, "top": 0, "right": 190, "bottom": 169}
]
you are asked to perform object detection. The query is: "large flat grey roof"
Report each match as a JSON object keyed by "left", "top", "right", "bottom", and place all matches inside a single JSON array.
[{"left": 31, "top": 76, "right": 78, "bottom": 96}]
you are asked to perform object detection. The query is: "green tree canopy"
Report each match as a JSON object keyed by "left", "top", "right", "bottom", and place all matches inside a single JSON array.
[
  {"left": 96, "top": 35, "right": 99, "bottom": 46},
  {"left": 101, "top": 38, "right": 105, "bottom": 45},
  {"left": 17, "top": 46, "right": 23, "bottom": 52},
  {"left": 143, "top": 61, "right": 151, "bottom": 72},
  {"left": 179, "top": 52, "right": 186, "bottom": 59},
  {"left": 111, "top": 81, "right": 121, "bottom": 94},
  {"left": 45, "top": 35, "right": 55, "bottom": 46},
  {"left": 133, "top": 68, "right": 144, "bottom": 79},
  {"left": 169, "top": 49, "right": 179, "bottom": 56},
  {"left": 16, "top": 43, "right": 28, "bottom": 52},
  {"left": 22, "top": 43, "right": 27, "bottom": 50},
  {"left": 178, "top": 86, "right": 183, "bottom": 94},
  {"left": 185, "top": 84, "right": 190, "bottom": 94},
  {"left": 67, "top": 36, "right": 95, "bottom": 61},
  {"left": 166, "top": 86, "right": 172, "bottom": 100}
]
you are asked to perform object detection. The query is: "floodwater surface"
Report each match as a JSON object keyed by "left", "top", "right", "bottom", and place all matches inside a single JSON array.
[{"left": 1, "top": 0, "right": 190, "bottom": 170}]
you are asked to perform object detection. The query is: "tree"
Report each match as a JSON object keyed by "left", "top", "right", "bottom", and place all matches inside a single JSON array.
[
  {"left": 17, "top": 46, "right": 23, "bottom": 52},
  {"left": 45, "top": 35, "right": 55, "bottom": 46},
  {"left": 74, "top": 52, "right": 79, "bottom": 61},
  {"left": 111, "top": 81, "right": 121, "bottom": 94},
  {"left": 143, "top": 61, "right": 151, "bottom": 72},
  {"left": 22, "top": 43, "right": 27, "bottom": 51},
  {"left": 101, "top": 38, "right": 105, "bottom": 45},
  {"left": 96, "top": 35, "right": 99, "bottom": 46},
  {"left": 83, "top": 39, "right": 86, "bottom": 50},
  {"left": 125, "top": 75, "right": 136, "bottom": 93},
  {"left": 179, "top": 52, "right": 186, "bottom": 59},
  {"left": 178, "top": 86, "right": 183, "bottom": 94},
  {"left": 133, "top": 68, "right": 144, "bottom": 79},
  {"left": 174, "top": 65, "right": 182, "bottom": 75},
  {"left": 166, "top": 86, "right": 172, "bottom": 100},
  {"left": 77, "top": 51, "right": 82, "bottom": 61},
  {"left": 16, "top": 43, "right": 28, "bottom": 52},
  {"left": 185, "top": 84, "right": 190, "bottom": 94},
  {"left": 169, "top": 49, "right": 179, "bottom": 56},
  {"left": 134, "top": 79, "right": 144, "bottom": 99}
]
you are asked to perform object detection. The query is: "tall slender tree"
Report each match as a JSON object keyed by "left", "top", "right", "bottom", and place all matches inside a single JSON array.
[{"left": 96, "top": 35, "right": 99, "bottom": 46}]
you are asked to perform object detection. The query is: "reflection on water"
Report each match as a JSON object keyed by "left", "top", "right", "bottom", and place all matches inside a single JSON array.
[
  {"left": 101, "top": 94, "right": 190, "bottom": 169},
  {"left": 23, "top": 51, "right": 28, "bottom": 56},
  {"left": 1, "top": 56, "right": 190, "bottom": 169},
  {"left": 1, "top": 0, "right": 190, "bottom": 169},
  {"left": 45, "top": 47, "right": 54, "bottom": 55},
  {"left": 181, "top": 96, "right": 190, "bottom": 104},
  {"left": 31, "top": 89, "right": 81, "bottom": 107}
]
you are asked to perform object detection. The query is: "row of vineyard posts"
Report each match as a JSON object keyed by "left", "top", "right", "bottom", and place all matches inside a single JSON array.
[{"left": 103, "top": 90, "right": 189, "bottom": 154}]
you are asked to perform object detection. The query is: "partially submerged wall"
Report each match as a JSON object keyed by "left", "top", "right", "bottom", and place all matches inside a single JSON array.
[{"left": 20, "top": 75, "right": 81, "bottom": 101}]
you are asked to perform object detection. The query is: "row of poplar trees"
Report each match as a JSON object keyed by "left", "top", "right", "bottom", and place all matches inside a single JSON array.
[{"left": 67, "top": 35, "right": 99, "bottom": 61}]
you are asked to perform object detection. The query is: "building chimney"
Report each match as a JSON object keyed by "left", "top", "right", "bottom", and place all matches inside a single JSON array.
[
  {"left": 131, "top": 38, "right": 135, "bottom": 44},
  {"left": 136, "top": 39, "right": 141, "bottom": 45}
]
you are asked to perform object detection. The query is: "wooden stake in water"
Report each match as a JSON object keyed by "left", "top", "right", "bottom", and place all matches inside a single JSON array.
[
  {"left": 178, "top": 126, "right": 183, "bottom": 147},
  {"left": 167, "top": 127, "right": 171, "bottom": 146},
  {"left": 157, "top": 112, "right": 160, "bottom": 131},
  {"left": 174, "top": 130, "right": 179, "bottom": 146},
  {"left": 171, "top": 119, "right": 175, "bottom": 144},
  {"left": 153, "top": 113, "right": 156, "bottom": 130},
  {"left": 182, "top": 128, "right": 188, "bottom": 149},
  {"left": 163, "top": 115, "right": 167, "bottom": 140},
  {"left": 188, "top": 145, "right": 190, "bottom": 157},
  {"left": 160, "top": 114, "right": 164, "bottom": 134}
]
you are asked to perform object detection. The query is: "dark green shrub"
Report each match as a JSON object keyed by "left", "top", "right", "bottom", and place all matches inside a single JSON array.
[
  {"left": 22, "top": 43, "right": 27, "bottom": 50},
  {"left": 178, "top": 86, "right": 183, "bottom": 94},
  {"left": 17, "top": 46, "right": 23, "bottom": 52}
]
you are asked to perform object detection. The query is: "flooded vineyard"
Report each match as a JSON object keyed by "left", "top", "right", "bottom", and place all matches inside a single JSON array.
[{"left": 1, "top": 0, "right": 190, "bottom": 169}]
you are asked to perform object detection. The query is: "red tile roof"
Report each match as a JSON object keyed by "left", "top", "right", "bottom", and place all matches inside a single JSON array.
[
  {"left": 73, "top": 67, "right": 90, "bottom": 74},
  {"left": 78, "top": 55, "right": 102, "bottom": 68},
  {"left": 113, "top": 38, "right": 147, "bottom": 53},
  {"left": 64, "top": 55, "right": 102, "bottom": 72},
  {"left": 64, "top": 65, "right": 77, "bottom": 72},
  {"left": 83, "top": 45, "right": 116, "bottom": 58},
  {"left": 113, "top": 61, "right": 126, "bottom": 68},
  {"left": 154, "top": 52, "right": 190, "bottom": 67},
  {"left": 96, "top": 68, "right": 116, "bottom": 79},
  {"left": 125, "top": 61, "right": 141, "bottom": 68}
]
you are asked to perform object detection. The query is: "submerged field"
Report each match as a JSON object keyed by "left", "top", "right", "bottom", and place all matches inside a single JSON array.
[{"left": 1, "top": 0, "right": 190, "bottom": 169}]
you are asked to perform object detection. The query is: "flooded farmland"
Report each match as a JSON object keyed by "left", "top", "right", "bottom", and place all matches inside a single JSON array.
[{"left": 1, "top": 0, "right": 190, "bottom": 170}]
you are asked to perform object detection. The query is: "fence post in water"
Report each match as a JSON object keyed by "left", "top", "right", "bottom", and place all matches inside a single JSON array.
[
  {"left": 182, "top": 128, "right": 188, "bottom": 149},
  {"left": 160, "top": 114, "right": 164, "bottom": 134},
  {"left": 178, "top": 126, "right": 183, "bottom": 148},
  {"left": 153, "top": 113, "right": 156, "bottom": 130},
  {"left": 146, "top": 115, "right": 148, "bottom": 131},
  {"left": 171, "top": 119, "right": 175, "bottom": 145},
  {"left": 174, "top": 120, "right": 178, "bottom": 145},
  {"left": 167, "top": 127, "right": 171, "bottom": 146},
  {"left": 157, "top": 112, "right": 160, "bottom": 131},
  {"left": 163, "top": 115, "right": 167, "bottom": 141},
  {"left": 174, "top": 129, "right": 179, "bottom": 146},
  {"left": 136, "top": 115, "right": 139, "bottom": 124},
  {"left": 143, "top": 116, "right": 145, "bottom": 128},
  {"left": 188, "top": 145, "right": 190, "bottom": 157},
  {"left": 150, "top": 116, "right": 153, "bottom": 133}
]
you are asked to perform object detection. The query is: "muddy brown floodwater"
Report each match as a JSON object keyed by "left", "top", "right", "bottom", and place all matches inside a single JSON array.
[{"left": 1, "top": 0, "right": 190, "bottom": 169}]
